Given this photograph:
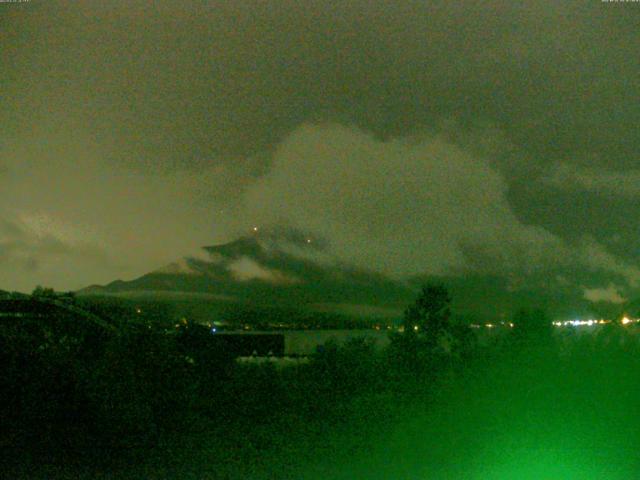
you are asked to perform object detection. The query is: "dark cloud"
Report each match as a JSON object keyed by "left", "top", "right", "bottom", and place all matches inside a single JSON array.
[{"left": 5, "top": 1, "right": 639, "bottom": 171}]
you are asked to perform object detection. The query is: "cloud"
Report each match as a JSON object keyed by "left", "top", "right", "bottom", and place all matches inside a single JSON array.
[
  {"left": 0, "top": 213, "right": 113, "bottom": 292},
  {"left": 583, "top": 284, "right": 627, "bottom": 304},
  {"left": 228, "top": 257, "right": 299, "bottom": 284},
  {"left": 236, "top": 124, "right": 560, "bottom": 277},
  {"left": 544, "top": 163, "right": 640, "bottom": 197},
  {"left": 0, "top": 143, "right": 232, "bottom": 290},
  {"left": 3, "top": 0, "right": 640, "bottom": 296},
  {"left": 576, "top": 238, "right": 640, "bottom": 288},
  {"left": 5, "top": 0, "right": 639, "bottom": 173},
  {"left": 231, "top": 124, "right": 640, "bottom": 293}
]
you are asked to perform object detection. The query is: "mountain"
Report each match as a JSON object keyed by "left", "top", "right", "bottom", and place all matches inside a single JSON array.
[
  {"left": 79, "top": 233, "right": 413, "bottom": 324},
  {"left": 79, "top": 232, "right": 613, "bottom": 324}
]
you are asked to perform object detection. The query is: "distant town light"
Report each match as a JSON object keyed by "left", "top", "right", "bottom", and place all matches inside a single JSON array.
[
  {"left": 622, "top": 316, "right": 632, "bottom": 325},
  {"left": 252, "top": 226, "right": 259, "bottom": 232},
  {"left": 554, "top": 318, "right": 614, "bottom": 327}
]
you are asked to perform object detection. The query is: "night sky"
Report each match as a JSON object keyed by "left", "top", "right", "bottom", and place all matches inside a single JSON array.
[{"left": 2, "top": 1, "right": 640, "bottom": 306}]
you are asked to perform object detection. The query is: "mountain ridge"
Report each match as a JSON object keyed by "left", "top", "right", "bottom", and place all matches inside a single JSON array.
[{"left": 78, "top": 234, "right": 631, "bottom": 323}]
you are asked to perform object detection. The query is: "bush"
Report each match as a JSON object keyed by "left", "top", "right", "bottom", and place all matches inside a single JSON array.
[
  {"left": 510, "top": 308, "right": 552, "bottom": 346},
  {"left": 307, "top": 337, "right": 383, "bottom": 397},
  {"left": 85, "top": 326, "right": 198, "bottom": 444}
]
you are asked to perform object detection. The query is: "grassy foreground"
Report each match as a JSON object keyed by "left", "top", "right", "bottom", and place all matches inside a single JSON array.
[{"left": 3, "top": 322, "right": 640, "bottom": 479}]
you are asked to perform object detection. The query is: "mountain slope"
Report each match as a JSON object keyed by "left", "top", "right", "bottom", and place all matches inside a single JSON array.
[
  {"left": 79, "top": 233, "right": 412, "bottom": 320},
  {"left": 79, "top": 233, "right": 612, "bottom": 323}
]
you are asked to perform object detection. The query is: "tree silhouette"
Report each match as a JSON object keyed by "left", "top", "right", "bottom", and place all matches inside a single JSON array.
[
  {"left": 512, "top": 307, "right": 551, "bottom": 343},
  {"left": 32, "top": 285, "right": 57, "bottom": 298},
  {"left": 403, "top": 283, "right": 452, "bottom": 346}
]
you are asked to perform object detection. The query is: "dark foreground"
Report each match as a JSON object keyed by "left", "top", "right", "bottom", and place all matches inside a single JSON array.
[{"left": 3, "top": 324, "right": 640, "bottom": 479}]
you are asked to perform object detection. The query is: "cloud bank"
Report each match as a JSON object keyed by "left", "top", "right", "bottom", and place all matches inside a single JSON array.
[{"left": 236, "top": 125, "right": 556, "bottom": 276}]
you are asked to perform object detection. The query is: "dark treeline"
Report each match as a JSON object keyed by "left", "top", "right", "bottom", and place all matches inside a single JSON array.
[
  {"left": 2, "top": 285, "right": 640, "bottom": 478},
  {"left": 75, "top": 294, "right": 398, "bottom": 331}
]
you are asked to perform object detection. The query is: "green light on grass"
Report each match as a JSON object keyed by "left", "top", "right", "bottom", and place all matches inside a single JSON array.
[{"left": 471, "top": 447, "right": 610, "bottom": 480}]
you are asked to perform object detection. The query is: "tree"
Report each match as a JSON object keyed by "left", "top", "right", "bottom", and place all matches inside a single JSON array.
[
  {"left": 32, "top": 285, "right": 57, "bottom": 298},
  {"left": 511, "top": 307, "right": 551, "bottom": 343},
  {"left": 403, "top": 283, "right": 452, "bottom": 346},
  {"left": 388, "top": 284, "right": 464, "bottom": 380}
]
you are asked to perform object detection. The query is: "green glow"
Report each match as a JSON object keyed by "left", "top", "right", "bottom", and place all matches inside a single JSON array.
[{"left": 470, "top": 447, "right": 611, "bottom": 479}]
